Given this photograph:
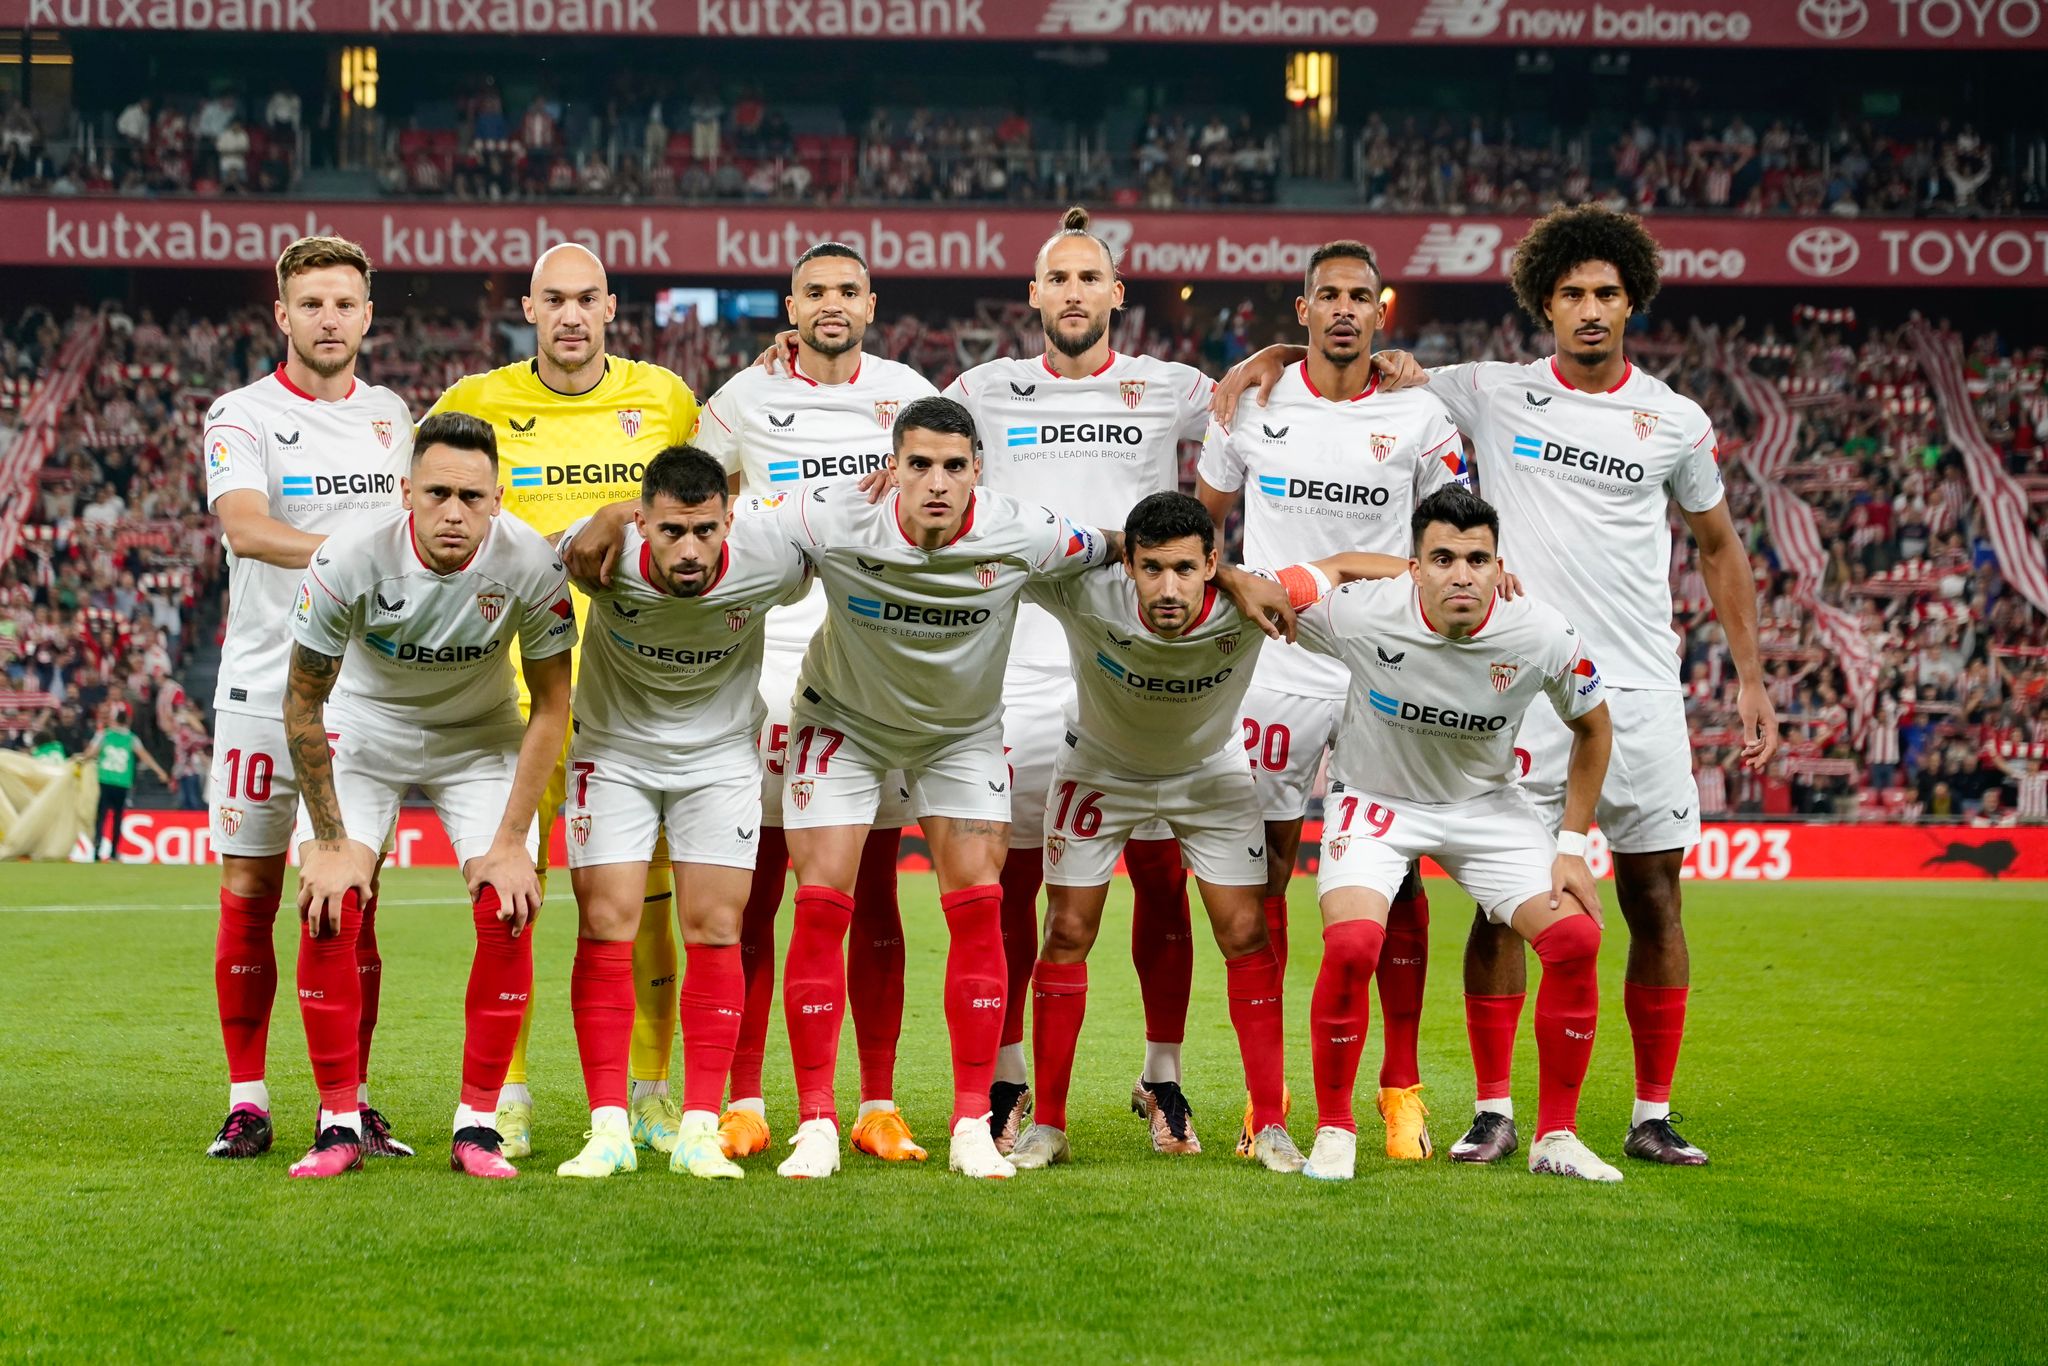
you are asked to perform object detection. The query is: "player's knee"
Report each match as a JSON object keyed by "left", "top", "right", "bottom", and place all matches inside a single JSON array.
[
  {"left": 1531, "top": 911, "right": 1601, "bottom": 967},
  {"left": 1039, "top": 906, "right": 1098, "bottom": 959},
  {"left": 1212, "top": 914, "right": 1269, "bottom": 962}
]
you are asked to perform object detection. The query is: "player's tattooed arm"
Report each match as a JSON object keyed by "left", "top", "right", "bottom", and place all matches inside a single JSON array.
[{"left": 283, "top": 642, "right": 344, "bottom": 842}]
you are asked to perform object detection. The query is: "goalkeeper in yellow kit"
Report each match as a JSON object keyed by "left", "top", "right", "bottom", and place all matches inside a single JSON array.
[{"left": 425, "top": 243, "right": 700, "bottom": 1159}]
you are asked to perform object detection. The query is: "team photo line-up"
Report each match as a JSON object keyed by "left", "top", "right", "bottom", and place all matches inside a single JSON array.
[{"left": 197, "top": 198, "right": 1778, "bottom": 1186}]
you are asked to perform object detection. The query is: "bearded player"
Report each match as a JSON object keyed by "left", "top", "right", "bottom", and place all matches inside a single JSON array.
[
  {"left": 282, "top": 412, "right": 574, "bottom": 1180},
  {"left": 1010, "top": 492, "right": 1401, "bottom": 1174},
  {"left": 201, "top": 235, "right": 414, "bottom": 1161},
  {"left": 945, "top": 207, "right": 1216, "bottom": 1155},
  {"left": 426, "top": 243, "right": 701, "bottom": 1161},
  {"left": 692, "top": 242, "right": 937, "bottom": 1164},
  {"left": 551, "top": 447, "right": 811, "bottom": 1182},
  {"left": 1197, "top": 240, "right": 1464, "bottom": 1162},
  {"left": 1216, "top": 205, "right": 1778, "bottom": 1166}
]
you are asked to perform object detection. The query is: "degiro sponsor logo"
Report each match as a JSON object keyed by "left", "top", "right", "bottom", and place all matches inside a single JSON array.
[
  {"left": 1094, "top": 650, "right": 1233, "bottom": 694},
  {"left": 509, "top": 461, "right": 647, "bottom": 489},
  {"left": 1367, "top": 687, "right": 1508, "bottom": 732},
  {"left": 847, "top": 597, "right": 991, "bottom": 627},
  {"left": 365, "top": 635, "right": 503, "bottom": 665},
  {"left": 281, "top": 473, "right": 397, "bottom": 497},
  {"left": 1007, "top": 422, "right": 1144, "bottom": 448},
  {"left": 1256, "top": 474, "right": 1390, "bottom": 507},
  {"left": 606, "top": 628, "right": 737, "bottom": 667},
  {"left": 767, "top": 451, "right": 888, "bottom": 483},
  {"left": 1511, "top": 434, "right": 1646, "bottom": 483}
]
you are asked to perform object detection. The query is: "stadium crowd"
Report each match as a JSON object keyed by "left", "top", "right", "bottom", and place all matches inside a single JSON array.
[
  {"left": 6, "top": 72, "right": 2041, "bottom": 216},
  {"left": 2, "top": 297, "right": 2042, "bottom": 821}
]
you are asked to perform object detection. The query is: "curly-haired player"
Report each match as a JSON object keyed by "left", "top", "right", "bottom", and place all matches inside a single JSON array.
[{"left": 1212, "top": 203, "right": 1779, "bottom": 1169}]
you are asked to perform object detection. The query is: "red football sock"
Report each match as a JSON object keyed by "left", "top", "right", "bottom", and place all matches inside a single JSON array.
[
  {"left": 570, "top": 936, "right": 634, "bottom": 1114},
  {"left": 356, "top": 893, "right": 382, "bottom": 1086},
  {"left": 681, "top": 942, "right": 745, "bottom": 1117},
  {"left": 1532, "top": 917, "right": 1602, "bottom": 1136},
  {"left": 1465, "top": 992, "right": 1526, "bottom": 1103},
  {"left": 1028, "top": 959, "right": 1088, "bottom": 1131},
  {"left": 1128, "top": 838, "right": 1192, "bottom": 1045},
  {"left": 1310, "top": 919, "right": 1385, "bottom": 1132},
  {"left": 215, "top": 888, "right": 278, "bottom": 1088},
  {"left": 1377, "top": 885, "right": 1429, "bottom": 1089},
  {"left": 1224, "top": 946, "right": 1288, "bottom": 1133},
  {"left": 729, "top": 826, "right": 787, "bottom": 1102},
  {"left": 849, "top": 829, "right": 906, "bottom": 1103},
  {"left": 1260, "top": 893, "right": 1290, "bottom": 977},
  {"left": 460, "top": 886, "right": 533, "bottom": 1112},
  {"left": 940, "top": 884, "right": 1006, "bottom": 1126},
  {"left": 997, "top": 847, "right": 1043, "bottom": 1050},
  {"left": 783, "top": 885, "right": 853, "bottom": 1123},
  {"left": 296, "top": 890, "right": 362, "bottom": 1114},
  {"left": 1624, "top": 980, "right": 1689, "bottom": 1105}
]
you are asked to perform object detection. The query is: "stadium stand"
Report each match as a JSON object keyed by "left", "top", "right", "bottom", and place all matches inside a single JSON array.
[{"left": 1, "top": 296, "right": 2041, "bottom": 819}]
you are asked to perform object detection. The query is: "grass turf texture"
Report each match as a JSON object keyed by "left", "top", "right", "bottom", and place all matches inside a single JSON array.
[{"left": 2, "top": 865, "right": 2041, "bottom": 1362}]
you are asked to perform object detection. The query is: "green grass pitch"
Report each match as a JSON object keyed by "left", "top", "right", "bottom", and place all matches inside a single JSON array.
[{"left": 2, "top": 864, "right": 2042, "bottom": 1361}]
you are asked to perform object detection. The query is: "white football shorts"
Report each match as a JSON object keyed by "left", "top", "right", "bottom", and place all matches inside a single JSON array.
[
  {"left": 758, "top": 644, "right": 914, "bottom": 829},
  {"left": 564, "top": 736, "right": 763, "bottom": 871},
  {"left": 1316, "top": 781, "right": 1553, "bottom": 925},
  {"left": 1240, "top": 683, "right": 1341, "bottom": 823},
  {"left": 1041, "top": 740, "right": 1265, "bottom": 889},
  {"left": 1004, "top": 661, "right": 1170, "bottom": 850},
  {"left": 783, "top": 685, "right": 1010, "bottom": 831},
  {"left": 207, "top": 711, "right": 300, "bottom": 857}
]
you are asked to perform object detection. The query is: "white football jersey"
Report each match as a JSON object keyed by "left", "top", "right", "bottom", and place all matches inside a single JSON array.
[
  {"left": 203, "top": 368, "right": 412, "bottom": 720},
  {"left": 695, "top": 355, "right": 937, "bottom": 656},
  {"left": 1298, "top": 577, "right": 1605, "bottom": 806},
  {"left": 1198, "top": 363, "right": 1466, "bottom": 700},
  {"left": 946, "top": 351, "right": 1212, "bottom": 667},
  {"left": 1029, "top": 567, "right": 1265, "bottom": 778},
  {"left": 561, "top": 512, "right": 811, "bottom": 764},
  {"left": 291, "top": 505, "right": 576, "bottom": 729},
  {"left": 776, "top": 482, "right": 1112, "bottom": 738},
  {"left": 1425, "top": 356, "right": 1723, "bottom": 691}
]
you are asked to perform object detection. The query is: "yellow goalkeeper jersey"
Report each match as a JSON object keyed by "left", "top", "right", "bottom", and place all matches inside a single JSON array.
[
  {"left": 427, "top": 356, "right": 700, "bottom": 538},
  {"left": 427, "top": 356, "right": 700, "bottom": 697}
]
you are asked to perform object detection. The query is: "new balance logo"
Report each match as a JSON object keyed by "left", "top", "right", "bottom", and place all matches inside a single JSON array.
[
  {"left": 1524, "top": 393, "right": 1552, "bottom": 409},
  {"left": 1410, "top": 0, "right": 1504, "bottom": 37},
  {"left": 1375, "top": 647, "right": 1405, "bottom": 667},
  {"left": 510, "top": 417, "right": 537, "bottom": 434},
  {"left": 1036, "top": 0, "right": 1126, "bottom": 32},
  {"left": 1403, "top": 223, "right": 1504, "bottom": 278},
  {"left": 769, "top": 412, "right": 796, "bottom": 429},
  {"left": 374, "top": 592, "right": 405, "bottom": 614},
  {"left": 857, "top": 556, "right": 888, "bottom": 575},
  {"left": 1010, "top": 383, "right": 1036, "bottom": 399},
  {"left": 275, "top": 431, "right": 301, "bottom": 446}
]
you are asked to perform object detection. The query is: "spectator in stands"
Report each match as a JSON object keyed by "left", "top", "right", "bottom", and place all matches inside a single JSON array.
[
  {"left": 215, "top": 118, "right": 251, "bottom": 191},
  {"left": 265, "top": 85, "right": 301, "bottom": 137}
]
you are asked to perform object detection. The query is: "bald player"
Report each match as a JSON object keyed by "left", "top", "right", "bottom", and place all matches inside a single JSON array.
[{"left": 426, "top": 243, "right": 701, "bottom": 1161}]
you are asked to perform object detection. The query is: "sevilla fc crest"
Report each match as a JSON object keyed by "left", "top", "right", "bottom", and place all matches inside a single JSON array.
[
  {"left": 1045, "top": 832, "right": 1066, "bottom": 866},
  {"left": 1326, "top": 834, "right": 1350, "bottom": 861},
  {"left": 726, "top": 606, "right": 752, "bottom": 632},
  {"left": 975, "top": 561, "right": 1000, "bottom": 589},
  {"left": 476, "top": 592, "right": 506, "bottom": 623},
  {"left": 1489, "top": 661, "right": 1520, "bottom": 693},
  {"left": 616, "top": 409, "right": 644, "bottom": 438},
  {"left": 1215, "top": 631, "right": 1241, "bottom": 655},
  {"left": 569, "top": 814, "right": 592, "bottom": 846},
  {"left": 873, "top": 400, "right": 900, "bottom": 430},
  {"left": 1119, "top": 380, "right": 1146, "bottom": 410},
  {"left": 789, "top": 778, "right": 815, "bottom": 812},
  {"left": 371, "top": 420, "right": 394, "bottom": 449},
  {"left": 1632, "top": 410, "right": 1659, "bottom": 441},
  {"left": 1369, "top": 432, "right": 1396, "bottom": 462},
  {"left": 216, "top": 806, "right": 243, "bottom": 837}
]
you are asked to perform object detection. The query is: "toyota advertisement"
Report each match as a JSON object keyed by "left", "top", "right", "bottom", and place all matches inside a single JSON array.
[{"left": 13, "top": 201, "right": 2048, "bottom": 286}]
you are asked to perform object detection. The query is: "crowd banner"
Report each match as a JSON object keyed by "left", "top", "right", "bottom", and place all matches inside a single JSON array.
[
  {"left": 9, "top": 0, "right": 2047, "bottom": 47},
  {"left": 59, "top": 810, "right": 2048, "bottom": 879},
  {"left": 10, "top": 201, "right": 2048, "bottom": 286},
  {"left": 0, "top": 317, "right": 104, "bottom": 561},
  {"left": 1906, "top": 318, "right": 2048, "bottom": 616}
]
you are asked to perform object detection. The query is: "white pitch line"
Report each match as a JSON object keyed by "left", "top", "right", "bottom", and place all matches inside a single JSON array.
[{"left": 0, "top": 896, "right": 454, "bottom": 915}]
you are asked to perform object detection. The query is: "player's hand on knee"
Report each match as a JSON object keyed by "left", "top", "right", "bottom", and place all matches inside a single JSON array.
[
  {"left": 469, "top": 839, "right": 541, "bottom": 936},
  {"left": 299, "top": 840, "right": 369, "bottom": 938},
  {"left": 1550, "top": 854, "right": 1602, "bottom": 926}
]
